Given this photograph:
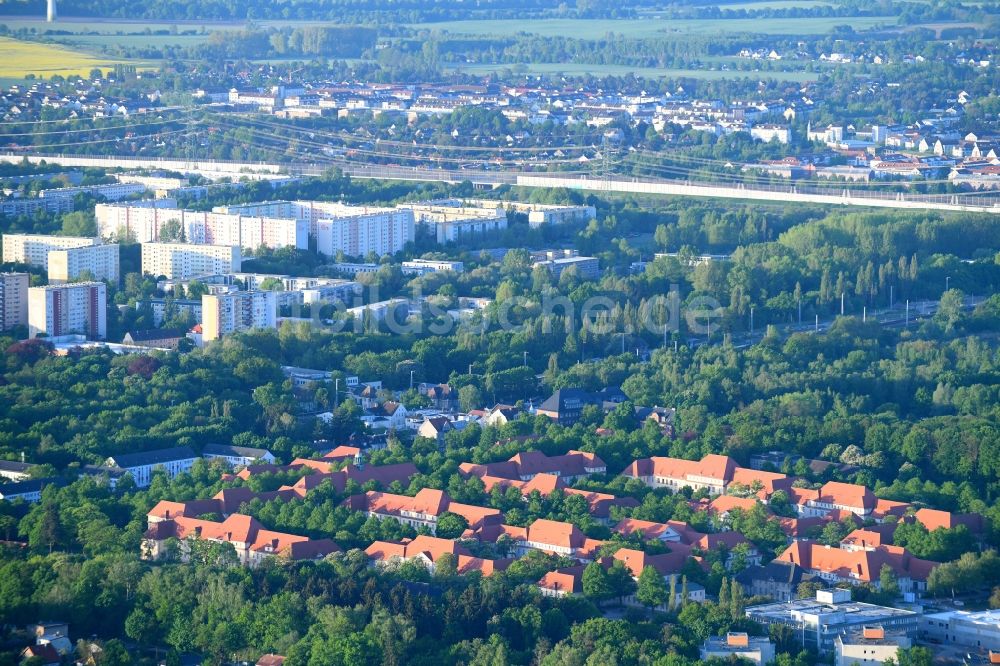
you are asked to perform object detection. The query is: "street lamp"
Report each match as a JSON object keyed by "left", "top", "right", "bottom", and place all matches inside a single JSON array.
[{"left": 946, "top": 276, "right": 951, "bottom": 292}]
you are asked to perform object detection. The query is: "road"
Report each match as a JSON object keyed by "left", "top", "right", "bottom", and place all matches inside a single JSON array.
[{"left": 3, "top": 153, "right": 999, "bottom": 215}]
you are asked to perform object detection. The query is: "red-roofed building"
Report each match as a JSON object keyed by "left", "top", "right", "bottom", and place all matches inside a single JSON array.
[
  {"left": 622, "top": 454, "right": 784, "bottom": 497},
  {"left": 913, "top": 508, "right": 984, "bottom": 533},
  {"left": 348, "top": 488, "right": 503, "bottom": 534},
  {"left": 614, "top": 518, "right": 685, "bottom": 543},
  {"left": 461, "top": 450, "right": 606, "bottom": 483},
  {"left": 796, "top": 482, "right": 878, "bottom": 518},
  {"left": 142, "top": 512, "right": 339, "bottom": 567},
  {"left": 776, "top": 540, "right": 938, "bottom": 594},
  {"left": 365, "top": 535, "right": 510, "bottom": 576}
]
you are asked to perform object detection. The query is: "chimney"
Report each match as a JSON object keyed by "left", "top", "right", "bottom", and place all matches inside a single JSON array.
[{"left": 46, "top": 0, "right": 56, "bottom": 22}]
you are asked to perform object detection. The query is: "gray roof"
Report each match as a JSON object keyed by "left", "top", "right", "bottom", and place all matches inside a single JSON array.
[
  {"left": 105, "top": 446, "right": 197, "bottom": 469},
  {"left": 202, "top": 444, "right": 272, "bottom": 458},
  {"left": 0, "top": 460, "right": 35, "bottom": 473},
  {"left": 0, "top": 477, "right": 64, "bottom": 497}
]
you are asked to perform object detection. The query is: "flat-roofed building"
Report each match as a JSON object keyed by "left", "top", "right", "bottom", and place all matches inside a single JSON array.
[
  {"left": 700, "top": 633, "right": 775, "bottom": 665},
  {"left": 48, "top": 244, "right": 119, "bottom": 283},
  {"left": 2, "top": 234, "right": 98, "bottom": 271},
  {"left": 28, "top": 282, "right": 106, "bottom": 340},
  {"left": 201, "top": 291, "right": 277, "bottom": 342},
  {"left": 835, "top": 626, "right": 911, "bottom": 666},
  {"left": 922, "top": 608, "right": 1000, "bottom": 652},
  {"left": 745, "top": 589, "right": 919, "bottom": 653},
  {"left": 141, "top": 242, "right": 241, "bottom": 279},
  {"left": 0, "top": 272, "right": 29, "bottom": 331}
]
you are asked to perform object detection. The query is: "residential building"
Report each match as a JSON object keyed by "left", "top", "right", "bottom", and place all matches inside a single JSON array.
[
  {"left": 2, "top": 233, "right": 98, "bottom": 271},
  {"left": 459, "top": 450, "right": 606, "bottom": 483},
  {"left": 0, "top": 272, "right": 29, "bottom": 331},
  {"left": 745, "top": 588, "right": 920, "bottom": 653},
  {"left": 0, "top": 459, "right": 35, "bottom": 482},
  {"left": 135, "top": 298, "right": 202, "bottom": 327},
  {"left": 735, "top": 561, "right": 815, "bottom": 602},
  {"left": 141, "top": 242, "right": 241, "bottom": 279},
  {"left": 700, "top": 633, "right": 776, "bottom": 665},
  {"left": 121, "top": 328, "right": 186, "bottom": 349},
  {"left": 401, "top": 259, "right": 465, "bottom": 275},
  {"left": 533, "top": 255, "right": 600, "bottom": 280},
  {"left": 621, "top": 453, "right": 793, "bottom": 498},
  {"left": 536, "top": 387, "right": 616, "bottom": 425},
  {"left": 835, "top": 626, "right": 911, "bottom": 666},
  {"left": 201, "top": 291, "right": 278, "bottom": 342},
  {"left": 399, "top": 201, "right": 507, "bottom": 243},
  {"left": 750, "top": 123, "right": 792, "bottom": 144},
  {"left": 28, "top": 282, "right": 107, "bottom": 339},
  {"left": 38, "top": 182, "right": 146, "bottom": 202},
  {"left": 922, "top": 609, "right": 1000, "bottom": 652},
  {"left": 0, "top": 478, "right": 63, "bottom": 503},
  {"left": 202, "top": 444, "right": 276, "bottom": 467},
  {"left": 365, "top": 535, "right": 509, "bottom": 576},
  {"left": 47, "top": 243, "right": 120, "bottom": 283},
  {"left": 479, "top": 518, "right": 605, "bottom": 560},
  {"left": 142, "top": 512, "right": 339, "bottom": 566},
  {"left": 776, "top": 540, "right": 938, "bottom": 594},
  {"left": 95, "top": 204, "right": 308, "bottom": 250},
  {"left": 104, "top": 446, "right": 199, "bottom": 488},
  {"left": 349, "top": 487, "right": 502, "bottom": 534}
]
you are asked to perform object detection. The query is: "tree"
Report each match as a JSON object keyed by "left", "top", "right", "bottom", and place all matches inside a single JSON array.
[
  {"left": 435, "top": 512, "right": 469, "bottom": 539},
  {"left": 879, "top": 563, "right": 900, "bottom": 599},
  {"left": 582, "top": 561, "right": 612, "bottom": 602},
  {"left": 459, "top": 385, "right": 483, "bottom": 412},
  {"left": 636, "top": 566, "right": 669, "bottom": 611},
  {"left": 935, "top": 288, "right": 965, "bottom": 332},
  {"left": 61, "top": 210, "right": 96, "bottom": 236}
]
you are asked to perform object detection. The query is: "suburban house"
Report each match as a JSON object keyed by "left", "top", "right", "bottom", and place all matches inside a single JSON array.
[
  {"left": 142, "top": 512, "right": 340, "bottom": 566},
  {"left": 417, "top": 416, "right": 453, "bottom": 442},
  {"left": 104, "top": 446, "right": 199, "bottom": 488},
  {"left": 418, "top": 383, "right": 458, "bottom": 411},
  {"left": 483, "top": 404, "right": 520, "bottom": 426},
  {"left": 202, "top": 444, "right": 276, "bottom": 467}
]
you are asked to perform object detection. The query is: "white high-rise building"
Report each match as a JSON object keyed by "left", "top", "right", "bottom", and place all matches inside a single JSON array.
[
  {"left": 28, "top": 282, "right": 107, "bottom": 339},
  {"left": 2, "top": 234, "right": 98, "bottom": 271},
  {"left": 95, "top": 204, "right": 307, "bottom": 250},
  {"left": 142, "top": 243, "right": 241, "bottom": 279},
  {"left": 215, "top": 201, "right": 415, "bottom": 257},
  {"left": 48, "top": 244, "right": 120, "bottom": 284},
  {"left": 0, "top": 273, "right": 29, "bottom": 331},
  {"left": 201, "top": 291, "right": 277, "bottom": 342}
]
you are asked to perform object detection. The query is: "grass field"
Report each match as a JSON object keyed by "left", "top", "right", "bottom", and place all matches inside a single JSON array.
[
  {"left": 411, "top": 15, "right": 899, "bottom": 38},
  {"left": 0, "top": 36, "right": 150, "bottom": 78},
  {"left": 449, "top": 62, "right": 821, "bottom": 81}
]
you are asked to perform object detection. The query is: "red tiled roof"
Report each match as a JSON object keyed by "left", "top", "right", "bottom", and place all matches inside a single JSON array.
[{"left": 777, "top": 540, "right": 938, "bottom": 583}]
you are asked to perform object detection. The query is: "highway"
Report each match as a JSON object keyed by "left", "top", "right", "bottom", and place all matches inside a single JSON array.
[{"left": 3, "top": 152, "right": 1000, "bottom": 214}]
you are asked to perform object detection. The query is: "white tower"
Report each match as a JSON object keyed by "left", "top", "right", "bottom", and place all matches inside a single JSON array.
[{"left": 46, "top": 0, "right": 56, "bottom": 22}]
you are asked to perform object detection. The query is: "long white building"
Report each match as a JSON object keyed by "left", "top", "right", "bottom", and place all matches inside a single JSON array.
[
  {"left": 201, "top": 291, "right": 277, "bottom": 342},
  {"left": 142, "top": 242, "right": 241, "bottom": 279},
  {"left": 48, "top": 244, "right": 120, "bottom": 283},
  {"left": 28, "top": 282, "right": 107, "bottom": 339},
  {"left": 0, "top": 272, "right": 29, "bottom": 331},
  {"left": 95, "top": 204, "right": 308, "bottom": 250},
  {"left": 2, "top": 234, "right": 98, "bottom": 271},
  {"left": 398, "top": 201, "right": 507, "bottom": 243},
  {"left": 217, "top": 201, "right": 415, "bottom": 257}
]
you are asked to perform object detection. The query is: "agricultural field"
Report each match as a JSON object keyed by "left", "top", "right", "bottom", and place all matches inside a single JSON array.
[
  {"left": 0, "top": 35, "right": 149, "bottom": 78},
  {"left": 448, "top": 62, "right": 822, "bottom": 82},
  {"left": 410, "top": 15, "right": 900, "bottom": 38}
]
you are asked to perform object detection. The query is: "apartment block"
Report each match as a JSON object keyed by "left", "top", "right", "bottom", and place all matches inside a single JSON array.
[
  {"left": 28, "top": 282, "right": 107, "bottom": 339},
  {"left": 314, "top": 209, "right": 414, "bottom": 257},
  {"left": 142, "top": 242, "right": 241, "bottom": 279},
  {"left": 48, "top": 243, "right": 120, "bottom": 283},
  {"left": 0, "top": 272, "right": 29, "bottom": 331},
  {"left": 399, "top": 201, "right": 507, "bottom": 243},
  {"left": 2, "top": 234, "right": 98, "bottom": 271},
  {"left": 95, "top": 204, "right": 308, "bottom": 250},
  {"left": 201, "top": 291, "right": 277, "bottom": 342}
]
